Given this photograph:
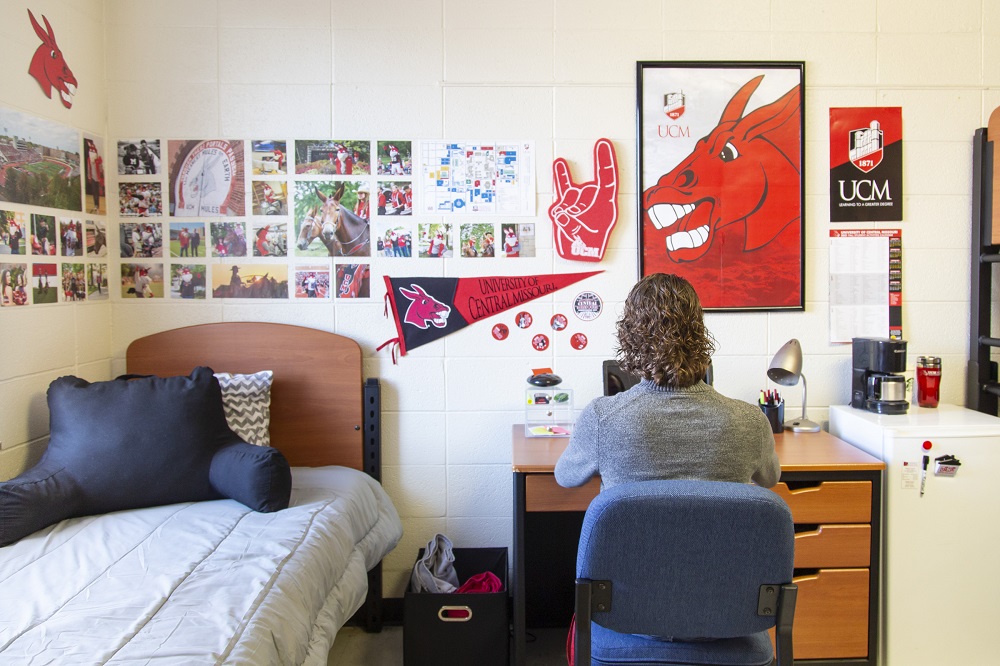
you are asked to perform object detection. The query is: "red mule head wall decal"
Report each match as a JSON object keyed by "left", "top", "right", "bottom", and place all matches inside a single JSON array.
[
  {"left": 27, "top": 9, "right": 78, "bottom": 109},
  {"left": 642, "top": 75, "right": 800, "bottom": 263}
]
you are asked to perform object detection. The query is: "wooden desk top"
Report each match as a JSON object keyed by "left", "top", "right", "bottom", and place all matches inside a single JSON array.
[{"left": 511, "top": 425, "right": 885, "bottom": 474}]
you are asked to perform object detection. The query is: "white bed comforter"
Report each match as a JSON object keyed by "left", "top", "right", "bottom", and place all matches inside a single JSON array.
[{"left": 0, "top": 466, "right": 402, "bottom": 665}]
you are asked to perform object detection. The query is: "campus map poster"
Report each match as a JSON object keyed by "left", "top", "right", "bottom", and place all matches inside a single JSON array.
[
  {"left": 419, "top": 141, "right": 535, "bottom": 215},
  {"left": 829, "top": 229, "right": 902, "bottom": 343}
]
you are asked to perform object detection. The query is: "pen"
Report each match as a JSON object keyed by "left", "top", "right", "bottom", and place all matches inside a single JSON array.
[{"left": 920, "top": 455, "right": 929, "bottom": 497}]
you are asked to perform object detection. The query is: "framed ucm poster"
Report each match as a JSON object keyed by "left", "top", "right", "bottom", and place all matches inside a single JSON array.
[{"left": 637, "top": 62, "right": 805, "bottom": 311}]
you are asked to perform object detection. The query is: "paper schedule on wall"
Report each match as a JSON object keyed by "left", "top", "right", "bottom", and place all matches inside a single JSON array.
[{"left": 829, "top": 229, "right": 902, "bottom": 343}]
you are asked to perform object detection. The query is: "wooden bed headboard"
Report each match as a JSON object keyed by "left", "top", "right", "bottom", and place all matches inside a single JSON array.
[{"left": 126, "top": 322, "right": 376, "bottom": 472}]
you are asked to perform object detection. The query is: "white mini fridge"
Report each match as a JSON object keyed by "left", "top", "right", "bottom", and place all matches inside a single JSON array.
[{"left": 830, "top": 404, "right": 1000, "bottom": 666}]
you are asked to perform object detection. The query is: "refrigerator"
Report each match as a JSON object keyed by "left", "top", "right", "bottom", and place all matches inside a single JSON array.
[{"left": 829, "top": 404, "right": 1000, "bottom": 666}]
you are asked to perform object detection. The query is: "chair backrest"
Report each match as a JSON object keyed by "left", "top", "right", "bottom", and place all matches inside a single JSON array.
[
  {"left": 577, "top": 479, "right": 794, "bottom": 639},
  {"left": 602, "top": 360, "right": 714, "bottom": 396}
]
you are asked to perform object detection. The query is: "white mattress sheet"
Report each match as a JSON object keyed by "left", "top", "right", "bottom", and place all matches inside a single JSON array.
[{"left": 0, "top": 466, "right": 402, "bottom": 665}]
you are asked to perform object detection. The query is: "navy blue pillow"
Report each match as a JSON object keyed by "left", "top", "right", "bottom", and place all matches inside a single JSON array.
[
  {"left": 210, "top": 442, "right": 292, "bottom": 513},
  {"left": 0, "top": 367, "right": 291, "bottom": 547}
]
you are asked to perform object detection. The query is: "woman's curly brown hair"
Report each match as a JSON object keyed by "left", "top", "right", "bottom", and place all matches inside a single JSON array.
[{"left": 615, "top": 273, "right": 715, "bottom": 389}]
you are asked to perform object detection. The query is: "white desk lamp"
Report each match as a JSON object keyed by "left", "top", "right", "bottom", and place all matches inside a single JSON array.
[{"left": 767, "top": 338, "right": 821, "bottom": 433}]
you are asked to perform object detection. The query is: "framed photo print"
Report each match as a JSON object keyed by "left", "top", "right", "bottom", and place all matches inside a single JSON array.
[{"left": 637, "top": 61, "right": 805, "bottom": 310}]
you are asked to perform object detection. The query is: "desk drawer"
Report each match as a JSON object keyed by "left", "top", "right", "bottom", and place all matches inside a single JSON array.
[
  {"left": 794, "top": 524, "right": 870, "bottom": 568},
  {"left": 525, "top": 475, "right": 599, "bottom": 512},
  {"left": 767, "top": 568, "right": 870, "bottom": 660},
  {"left": 771, "top": 481, "right": 871, "bottom": 523},
  {"left": 791, "top": 568, "right": 870, "bottom": 660}
]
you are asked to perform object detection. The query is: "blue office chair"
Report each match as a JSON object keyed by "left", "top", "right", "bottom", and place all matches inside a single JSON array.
[{"left": 574, "top": 480, "right": 797, "bottom": 666}]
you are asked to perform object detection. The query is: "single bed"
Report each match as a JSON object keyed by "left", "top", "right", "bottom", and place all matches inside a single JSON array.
[{"left": 0, "top": 322, "right": 402, "bottom": 665}]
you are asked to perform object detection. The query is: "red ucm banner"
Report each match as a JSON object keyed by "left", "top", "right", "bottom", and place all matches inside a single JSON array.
[{"left": 830, "top": 107, "right": 902, "bottom": 222}]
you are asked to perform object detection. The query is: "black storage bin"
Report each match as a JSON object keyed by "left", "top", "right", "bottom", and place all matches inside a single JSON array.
[{"left": 404, "top": 547, "right": 509, "bottom": 666}]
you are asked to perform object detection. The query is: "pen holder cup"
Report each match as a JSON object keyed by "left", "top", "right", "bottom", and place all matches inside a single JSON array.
[{"left": 760, "top": 401, "right": 785, "bottom": 434}]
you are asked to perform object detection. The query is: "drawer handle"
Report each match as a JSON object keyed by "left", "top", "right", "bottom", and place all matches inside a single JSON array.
[
  {"left": 783, "top": 481, "right": 823, "bottom": 492},
  {"left": 438, "top": 606, "right": 473, "bottom": 622}
]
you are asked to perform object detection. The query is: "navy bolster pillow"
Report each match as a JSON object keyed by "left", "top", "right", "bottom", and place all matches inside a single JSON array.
[
  {"left": 210, "top": 442, "right": 292, "bottom": 513},
  {"left": 0, "top": 367, "right": 291, "bottom": 548}
]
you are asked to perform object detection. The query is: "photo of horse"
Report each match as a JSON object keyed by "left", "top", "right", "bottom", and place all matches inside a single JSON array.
[
  {"left": 211, "top": 263, "right": 288, "bottom": 299},
  {"left": 85, "top": 220, "right": 107, "bottom": 257},
  {"left": 292, "top": 181, "right": 370, "bottom": 258},
  {"left": 210, "top": 222, "right": 247, "bottom": 258}
]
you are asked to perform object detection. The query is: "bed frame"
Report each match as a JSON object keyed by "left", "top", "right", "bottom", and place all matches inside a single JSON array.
[{"left": 125, "top": 321, "right": 385, "bottom": 631}]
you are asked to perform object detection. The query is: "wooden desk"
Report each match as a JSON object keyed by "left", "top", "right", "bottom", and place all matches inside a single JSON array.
[{"left": 511, "top": 426, "right": 885, "bottom": 666}]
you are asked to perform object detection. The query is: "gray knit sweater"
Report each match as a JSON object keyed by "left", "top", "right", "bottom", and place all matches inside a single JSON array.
[{"left": 554, "top": 380, "right": 781, "bottom": 490}]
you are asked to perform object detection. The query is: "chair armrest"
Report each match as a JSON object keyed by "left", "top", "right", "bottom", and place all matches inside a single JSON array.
[{"left": 775, "top": 583, "right": 798, "bottom": 666}]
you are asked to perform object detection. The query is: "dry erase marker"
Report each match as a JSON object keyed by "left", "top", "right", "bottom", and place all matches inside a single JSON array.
[{"left": 920, "top": 455, "right": 929, "bottom": 497}]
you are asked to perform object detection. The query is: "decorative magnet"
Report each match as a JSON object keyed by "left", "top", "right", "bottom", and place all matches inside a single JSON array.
[
  {"left": 573, "top": 291, "right": 603, "bottom": 321},
  {"left": 532, "top": 334, "right": 550, "bottom": 351}
]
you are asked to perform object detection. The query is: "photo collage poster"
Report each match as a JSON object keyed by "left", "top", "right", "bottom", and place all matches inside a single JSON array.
[{"left": 1, "top": 110, "right": 540, "bottom": 306}]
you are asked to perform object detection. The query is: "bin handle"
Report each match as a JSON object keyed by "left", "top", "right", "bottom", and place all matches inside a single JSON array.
[{"left": 437, "top": 605, "right": 473, "bottom": 622}]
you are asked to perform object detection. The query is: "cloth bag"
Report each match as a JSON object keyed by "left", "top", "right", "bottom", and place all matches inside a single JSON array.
[{"left": 410, "top": 533, "right": 460, "bottom": 593}]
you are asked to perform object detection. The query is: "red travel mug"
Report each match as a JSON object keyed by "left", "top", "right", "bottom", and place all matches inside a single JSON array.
[{"left": 916, "top": 356, "right": 941, "bottom": 408}]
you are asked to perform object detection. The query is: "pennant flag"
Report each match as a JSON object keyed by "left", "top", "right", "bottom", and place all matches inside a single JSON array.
[{"left": 382, "top": 271, "right": 602, "bottom": 357}]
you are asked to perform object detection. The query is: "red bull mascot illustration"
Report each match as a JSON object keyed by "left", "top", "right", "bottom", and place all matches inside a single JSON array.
[{"left": 642, "top": 70, "right": 802, "bottom": 309}]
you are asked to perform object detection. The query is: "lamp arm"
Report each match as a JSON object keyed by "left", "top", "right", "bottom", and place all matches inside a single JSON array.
[{"left": 799, "top": 373, "right": 809, "bottom": 420}]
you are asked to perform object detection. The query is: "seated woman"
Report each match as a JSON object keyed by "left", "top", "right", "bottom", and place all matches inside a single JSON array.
[{"left": 555, "top": 273, "right": 780, "bottom": 490}]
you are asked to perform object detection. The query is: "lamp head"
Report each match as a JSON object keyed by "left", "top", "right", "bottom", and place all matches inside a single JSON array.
[{"left": 767, "top": 338, "right": 802, "bottom": 387}]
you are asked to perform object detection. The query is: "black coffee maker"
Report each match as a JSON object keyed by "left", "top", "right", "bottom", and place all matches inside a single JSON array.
[{"left": 851, "top": 337, "right": 909, "bottom": 414}]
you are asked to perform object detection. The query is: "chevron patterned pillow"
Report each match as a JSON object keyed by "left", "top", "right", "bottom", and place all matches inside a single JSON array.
[{"left": 214, "top": 371, "right": 273, "bottom": 446}]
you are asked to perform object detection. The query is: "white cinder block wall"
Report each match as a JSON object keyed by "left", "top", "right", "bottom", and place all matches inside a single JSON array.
[{"left": 2, "top": 0, "right": 998, "bottom": 597}]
